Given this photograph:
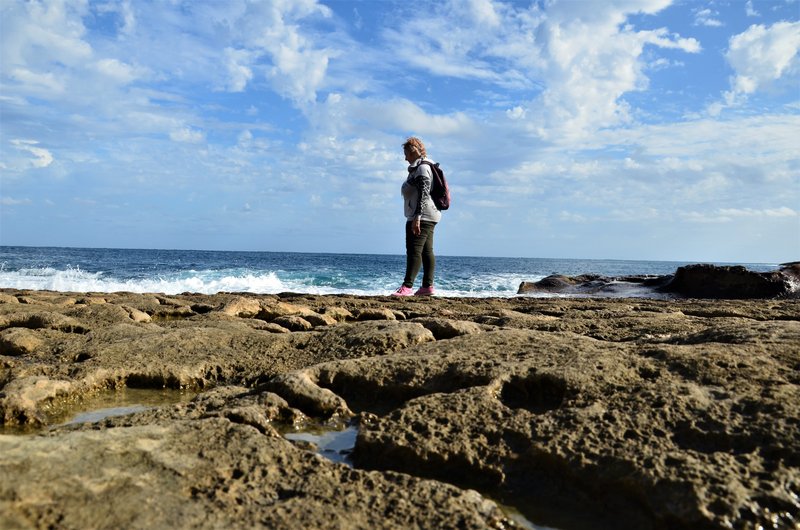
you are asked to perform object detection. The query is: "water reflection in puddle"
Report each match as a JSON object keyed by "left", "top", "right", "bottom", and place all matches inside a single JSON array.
[
  {"left": 284, "top": 425, "right": 358, "bottom": 466},
  {"left": 55, "top": 388, "right": 196, "bottom": 427}
]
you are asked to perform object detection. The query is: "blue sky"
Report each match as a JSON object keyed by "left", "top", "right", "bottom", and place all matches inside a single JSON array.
[{"left": 1, "top": 0, "right": 798, "bottom": 263}]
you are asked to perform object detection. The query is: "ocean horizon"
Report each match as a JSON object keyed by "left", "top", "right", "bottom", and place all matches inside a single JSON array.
[{"left": 0, "top": 245, "right": 781, "bottom": 299}]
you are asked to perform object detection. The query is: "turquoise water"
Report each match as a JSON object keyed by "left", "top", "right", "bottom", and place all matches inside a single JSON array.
[{"left": 0, "top": 246, "right": 778, "bottom": 298}]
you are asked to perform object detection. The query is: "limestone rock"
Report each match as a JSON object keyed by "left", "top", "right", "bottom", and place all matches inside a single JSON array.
[
  {"left": 218, "top": 296, "right": 262, "bottom": 318},
  {"left": 258, "top": 301, "right": 317, "bottom": 321},
  {"left": 0, "top": 418, "right": 511, "bottom": 530},
  {"left": 319, "top": 306, "right": 353, "bottom": 322},
  {"left": 300, "top": 321, "right": 435, "bottom": 361},
  {"left": 272, "top": 315, "right": 313, "bottom": 332},
  {"left": 0, "top": 311, "right": 89, "bottom": 334},
  {"left": 264, "top": 371, "right": 352, "bottom": 418},
  {"left": 0, "top": 289, "right": 796, "bottom": 530},
  {"left": 1, "top": 376, "right": 73, "bottom": 426},
  {"left": 0, "top": 294, "right": 19, "bottom": 304},
  {"left": 355, "top": 308, "right": 396, "bottom": 321},
  {"left": 122, "top": 305, "right": 152, "bottom": 323},
  {"left": 411, "top": 317, "right": 485, "bottom": 339},
  {"left": 303, "top": 313, "right": 338, "bottom": 327},
  {"left": 0, "top": 328, "right": 43, "bottom": 356}
]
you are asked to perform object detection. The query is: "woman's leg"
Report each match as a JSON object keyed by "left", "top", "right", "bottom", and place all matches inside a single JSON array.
[
  {"left": 420, "top": 222, "right": 436, "bottom": 288},
  {"left": 403, "top": 221, "right": 424, "bottom": 287}
]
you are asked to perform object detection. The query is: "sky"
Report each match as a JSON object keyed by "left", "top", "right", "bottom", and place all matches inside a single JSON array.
[{"left": 1, "top": 0, "right": 798, "bottom": 264}]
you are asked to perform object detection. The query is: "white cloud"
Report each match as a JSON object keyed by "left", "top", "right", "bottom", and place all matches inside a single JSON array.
[
  {"left": 1, "top": 196, "right": 32, "bottom": 206},
  {"left": 4, "top": 140, "right": 55, "bottom": 171},
  {"left": 466, "top": 0, "right": 502, "bottom": 28},
  {"left": 310, "top": 94, "right": 474, "bottom": 141},
  {"left": 94, "top": 58, "right": 140, "bottom": 84},
  {"left": 529, "top": 4, "right": 699, "bottom": 138},
  {"left": 223, "top": 48, "right": 254, "bottom": 92},
  {"left": 269, "top": 42, "right": 331, "bottom": 105},
  {"left": 234, "top": 0, "right": 335, "bottom": 105},
  {"left": 559, "top": 210, "right": 588, "bottom": 222},
  {"left": 506, "top": 106, "right": 526, "bottom": 119},
  {"left": 377, "top": 0, "right": 700, "bottom": 141},
  {"left": 682, "top": 207, "right": 798, "bottom": 223},
  {"left": 721, "top": 21, "right": 800, "bottom": 107},
  {"left": 170, "top": 128, "right": 205, "bottom": 144},
  {"left": 745, "top": 1, "right": 760, "bottom": 18},
  {"left": 0, "top": 1, "right": 92, "bottom": 69},
  {"left": 8, "top": 68, "right": 64, "bottom": 94},
  {"left": 624, "top": 157, "right": 642, "bottom": 169},
  {"left": 718, "top": 207, "right": 798, "bottom": 218},
  {"left": 694, "top": 8, "right": 723, "bottom": 27}
]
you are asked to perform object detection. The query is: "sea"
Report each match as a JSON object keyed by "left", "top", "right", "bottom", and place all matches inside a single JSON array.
[{"left": 0, "top": 246, "right": 781, "bottom": 299}]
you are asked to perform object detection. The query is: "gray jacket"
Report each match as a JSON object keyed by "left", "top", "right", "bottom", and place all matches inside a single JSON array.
[{"left": 401, "top": 157, "right": 442, "bottom": 223}]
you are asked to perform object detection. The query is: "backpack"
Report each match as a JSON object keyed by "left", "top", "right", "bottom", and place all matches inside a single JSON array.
[{"left": 420, "top": 161, "right": 450, "bottom": 211}]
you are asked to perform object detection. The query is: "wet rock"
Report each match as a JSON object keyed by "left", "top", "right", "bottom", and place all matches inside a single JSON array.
[
  {"left": 518, "top": 274, "right": 601, "bottom": 294},
  {"left": 660, "top": 263, "right": 799, "bottom": 299},
  {"left": 517, "top": 263, "right": 800, "bottom": 299},
  {"left": 517, "top": 274, "right": 670, "bottom": 296}
]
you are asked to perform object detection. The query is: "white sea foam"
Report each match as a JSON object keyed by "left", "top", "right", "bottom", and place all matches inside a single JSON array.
[
  {"left": 0, "top": 267, "right": 288, "bottom": 295},
  {"left": 0, "top": 266, "right": 535, "bottom": 297}
]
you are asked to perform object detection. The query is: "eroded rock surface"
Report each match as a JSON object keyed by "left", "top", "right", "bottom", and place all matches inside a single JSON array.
[{"left": 0, "top": 289, "right": 798, "bottom": 530}]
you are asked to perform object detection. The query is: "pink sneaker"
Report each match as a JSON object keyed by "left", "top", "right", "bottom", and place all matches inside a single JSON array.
[
  {"left": 392, "top": 285, "right": 413, "bottom": 296},
  {"left": 414, "top": 286, "right": 435, "bottom": 296}
]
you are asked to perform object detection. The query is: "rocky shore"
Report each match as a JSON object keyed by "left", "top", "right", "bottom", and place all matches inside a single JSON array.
[
  {"left": 0, "top": 288, "right": 798, "bottom": 529},
  {"left": 518, "top": 263, "right": 800, "bottom": 299}
]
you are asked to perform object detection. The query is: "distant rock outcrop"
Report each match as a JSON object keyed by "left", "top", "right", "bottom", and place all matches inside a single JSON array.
[
  {"left": 518, "top": 263, "right": 799, "bottom": 299},
  {"left": 517, "top": 273, "right": 669, "bottom": 296},
  {"left": 659, "top": 263, "right": 799, "bottom": 299}
]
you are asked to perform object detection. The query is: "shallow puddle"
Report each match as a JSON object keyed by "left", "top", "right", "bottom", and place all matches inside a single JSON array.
[
  {"left": 0, "top": 388, "right": 197, "bottom": 435},
  {"left": 54, "top": 388, "right": 196, "bottom": 427},
  {"left": 283, "top": 424, "right": 358, "bottom": 466}
]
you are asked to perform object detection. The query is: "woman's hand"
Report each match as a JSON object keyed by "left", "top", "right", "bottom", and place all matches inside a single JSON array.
[{"left": 412, "top": 218, "right": 421, "bottom": 235}]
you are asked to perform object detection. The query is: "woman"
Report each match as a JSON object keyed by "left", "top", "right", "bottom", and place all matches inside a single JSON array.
[{"left": 392, "top": 137, "right": 442, "bottom": 296}]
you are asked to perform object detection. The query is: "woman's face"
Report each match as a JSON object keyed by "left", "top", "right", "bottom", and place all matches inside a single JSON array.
[{"left": 404, "top": 148, "right": 417, "bottom": 163}]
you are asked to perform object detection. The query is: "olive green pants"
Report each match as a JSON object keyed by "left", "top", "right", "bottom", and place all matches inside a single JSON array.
[{"left": 403, "top": 221, "right": 436, "bottom": 288}]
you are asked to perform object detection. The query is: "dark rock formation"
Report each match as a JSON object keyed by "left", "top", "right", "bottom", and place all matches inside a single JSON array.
[
  {"left": 517, "top": 273, "right": 670, "bottom": 296},
  {"left": 659, "top": 263, "right": 799, "bottom": 299},
  {"left": 518, "top": 263, "right": 800, "bottom": 299}
]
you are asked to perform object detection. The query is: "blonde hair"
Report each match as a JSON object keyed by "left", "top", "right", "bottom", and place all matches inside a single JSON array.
[{"left": 402, "top": 137, "right": 426, "bottom": 158}]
